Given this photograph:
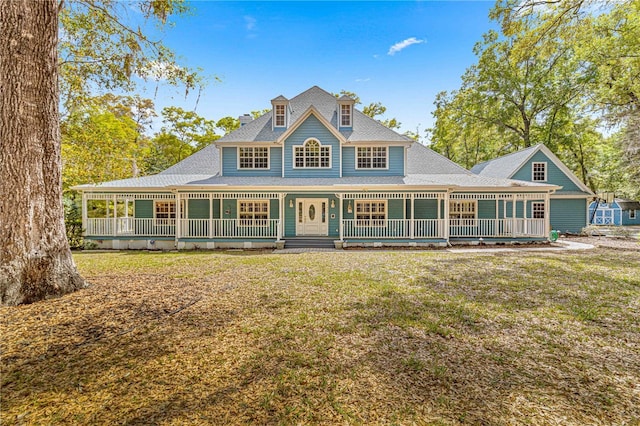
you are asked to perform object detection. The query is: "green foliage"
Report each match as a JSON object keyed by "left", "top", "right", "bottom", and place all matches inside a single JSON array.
[
  {"left": 429, "top": 0, "right": 639, "bottom": 195},
  {"left": 58, "top": 0, "right": 204, "bottom": 111},
  {"left": 63, "top": 197, "right": 84, "bottom": 249},
  {"left": 61, "top": 98, "right": 144, "bottom": 190}
]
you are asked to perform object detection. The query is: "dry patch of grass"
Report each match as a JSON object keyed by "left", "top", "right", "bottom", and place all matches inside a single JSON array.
[{"left": 2, "top": 249, "right": 640, "bottom": 425}]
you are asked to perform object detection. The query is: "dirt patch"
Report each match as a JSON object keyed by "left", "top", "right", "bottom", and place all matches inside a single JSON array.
[{"left": 563, "top": 235, "right": 640, "bottom": 251}]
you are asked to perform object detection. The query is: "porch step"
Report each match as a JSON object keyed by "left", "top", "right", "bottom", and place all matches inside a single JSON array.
[{"left": 285, "top": 238, "right": 335, "bottom": 249}]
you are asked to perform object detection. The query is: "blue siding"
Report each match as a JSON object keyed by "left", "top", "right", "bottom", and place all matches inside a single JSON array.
[
  {"left": 550, "top": 198, "right": 587, "bottom": 233},
  {"left": 187, "top": 199, "right": 209, "bottom": 219},
  {"left": 222, "top": 146, "right": 282, "bottom": 177},
  {"left": 342, "top": 146, "right": 405, "bottom": 176},
  {"left": 512, "top": 151, "right": 584, "bottom": 193},
  {"left": 283, "top": 115, "right": 340, "bottom": 178},
  {"left": 622, "top": 209, "right": 640, "bottom": 225},
  {"left": 135, "top": 200, "right": 153, "bottom": 219}
]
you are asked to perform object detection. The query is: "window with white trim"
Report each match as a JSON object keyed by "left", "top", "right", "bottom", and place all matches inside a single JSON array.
[
  {"left": 532, "top": 202, "right": 545, "bottom": 219},
  {"left": 449, "top": 201, "right": 477, "bottom": 221},
  {"left": 630, "top": 209, "right": 637, "bottom": 219},
  {"left": 341, "top": 104, "right": 352, "bottom": 127},
  {"left": 355, "top": 201, "right": 386, "bottom": 227},
  {"left": 357, "top": 146, "right": 387, "bottom": 169},
  {"left": 532, "top": 162, "right": 547, "bottom": 181},
  {"left": 238, "top": 147, "right": 269, "bottom": 169},
  {"left": 238, "top": 200, "right": 269, "bottom": 226},
  {"left": 154, "top": 200, "right": 184, "bottom": 225},
  {"left": 275, "top": 105, "right": 285, "bottom": 127},
  {"left": 294, "top": 139, "right": 331, "bottom": 168}
]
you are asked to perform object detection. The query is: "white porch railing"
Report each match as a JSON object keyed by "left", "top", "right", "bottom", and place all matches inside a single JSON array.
[
  {"left": 448, "top": 218, "right": 545, "bottom": 238},
  {"left": 86, "top": 217, "right": 545, "bottom": 239},
  {"left": 179, "top": 219, "right": 279, "bottom": 238},
  {"left": 342, "top": 219, "right": 445, "bottom": 239},
  {"left": 85, "top": 218, "right": 280, "bottom": 239},
  {"left": 85, "top": 218, "right": 176, "bottom": 237}
]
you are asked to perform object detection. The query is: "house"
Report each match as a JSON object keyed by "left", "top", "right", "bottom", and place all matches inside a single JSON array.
[
  {"left": 589, "top": 198, "right": 640, "bottom": 226},
  {"left": 75, "top": 86, "right": 562, "bottom": 250},
  {"left": 471, "top": 144, "right": 594, "bottom": 234}
]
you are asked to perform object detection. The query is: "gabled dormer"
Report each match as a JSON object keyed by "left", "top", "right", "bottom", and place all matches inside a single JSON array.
[
  {"left": 271, "top": 95, "right": 289, "bottom": 130},
  {"left": 337, "top": 95, "right": 355, "bottom": 130}
]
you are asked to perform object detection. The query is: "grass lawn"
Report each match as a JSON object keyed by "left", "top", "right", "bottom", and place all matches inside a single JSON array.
[{"left": 2, "top": 248, "right": 639, "bottom": 425}]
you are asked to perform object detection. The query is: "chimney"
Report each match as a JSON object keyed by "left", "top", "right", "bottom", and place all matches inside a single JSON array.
[{"left": 239, "top": 114, "right": 253, "bottom": 127}]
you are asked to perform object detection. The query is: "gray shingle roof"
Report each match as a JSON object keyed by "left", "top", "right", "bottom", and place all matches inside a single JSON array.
[
  {"left": 407, "top": 143, "right": 471, "bottom": 175},
  {"left": 470, "top": 146, "right": 538, "bottom": 178},
  {"left": 216, "top": 86, "right": 412, "bottom": 144},
  {"left": 159, "top": 143, "right": 220, "bottom": 175},
  {"left": 185, "top": 174, "right": 552, "bottom": 189},
  {"left": 616, "top": 199, "right": 640, "bottom": 210}
]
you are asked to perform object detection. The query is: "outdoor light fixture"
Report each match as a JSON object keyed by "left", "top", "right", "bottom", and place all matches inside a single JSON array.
[
  {"left": 331, "top": 199, "right": 335, "bottom": 208},
  {"left": 347, "top": 201, "right": 352, "bottom": 214},
  {"left": 289, "top": 199, "right": 293, "bottom": 208}
]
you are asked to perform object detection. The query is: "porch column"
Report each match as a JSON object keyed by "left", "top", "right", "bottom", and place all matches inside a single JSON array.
[
  {"left": 112, "top": 194, "right": 117, "bottom": 237},
  {"left": 209, "top": 194, "right": 213, "bottom": 239},
  {"left": 443, "top": 191, "right": 450, "bottom": 242},
  {"left": 512, "top": 194, "right": 517, "bottom": 238},
  {"left": 409, "top": 193, "right": 414, "bottom": 239},
  {"left": 523, "top": 198, "right": 528, "bottom": 235},
  {"left": 174, "top": 191, "right": 181, "bottom": 247},
  {"left": 338, "top": 194, "right": 344, "bottom": 241},
  {"left": 81, "top": 192, "right": 88, "bottom": 237},
  {"left": 545, "top": 192, "right": 551, "bottom": 239},
  {"left": 277, "top": 194, "right": 284, "bottom": 241}
]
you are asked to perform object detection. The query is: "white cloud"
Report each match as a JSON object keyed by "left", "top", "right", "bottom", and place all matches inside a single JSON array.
[
  {"left": 244, "top": 16, "right": 257, "bottom": 31},
  {"left": 355, "top": 78, "right": 371, "bottom": 82},
  {"left": 387, "top": 37, "right": 425, "bottom": 56}
]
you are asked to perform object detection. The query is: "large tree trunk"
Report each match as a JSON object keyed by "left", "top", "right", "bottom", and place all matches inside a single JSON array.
[{"left": 0, "top": 0, "right": 86, "bottom": 305}]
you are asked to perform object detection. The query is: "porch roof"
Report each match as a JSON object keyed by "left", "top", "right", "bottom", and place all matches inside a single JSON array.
[{"left": 75, "top": 173, "right": 557, "bottom": 192}]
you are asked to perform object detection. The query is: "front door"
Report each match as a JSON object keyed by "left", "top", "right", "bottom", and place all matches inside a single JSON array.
[{"left": 296, "top": 198, "right": 329, "bottom": 236}]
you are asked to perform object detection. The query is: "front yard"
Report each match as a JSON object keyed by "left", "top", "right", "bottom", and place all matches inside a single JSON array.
[{"left": 2, "top": 248, "right": 639, "bottom": 425}]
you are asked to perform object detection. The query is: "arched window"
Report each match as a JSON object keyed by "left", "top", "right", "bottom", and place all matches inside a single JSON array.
[{"left": 294, "top": 139, "right": 331, "bottom": 168}]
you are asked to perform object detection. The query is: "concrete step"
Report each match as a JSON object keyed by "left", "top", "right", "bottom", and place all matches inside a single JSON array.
[{"left": 285, "top": 238, "right": 335, "bottom": 248}]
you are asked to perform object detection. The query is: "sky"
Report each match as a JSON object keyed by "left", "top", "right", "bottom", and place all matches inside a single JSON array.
[{"left": 139, "top": 1, "right": 497, "bottom": 139}]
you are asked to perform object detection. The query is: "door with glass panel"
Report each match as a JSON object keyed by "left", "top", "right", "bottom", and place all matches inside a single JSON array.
[{"left": 296, "top": 198, "right": 328, "bottom": 236}]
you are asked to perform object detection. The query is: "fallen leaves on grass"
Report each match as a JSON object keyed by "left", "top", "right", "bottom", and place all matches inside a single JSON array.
[{"left": 1, "top": 249, "right": 639, "bottom": 425}]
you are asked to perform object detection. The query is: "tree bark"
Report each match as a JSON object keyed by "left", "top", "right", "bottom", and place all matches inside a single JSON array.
[{"left": 0, "top": 0, "right": 86, "bottom": 305}]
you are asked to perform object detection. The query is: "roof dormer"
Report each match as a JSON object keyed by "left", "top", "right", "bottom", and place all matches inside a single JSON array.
[
  {"left": 271, "top": 95, "right": 289, "bottom": 130},
  {"left": 337, "top": 95, "right": 355, "bottom": 129}
]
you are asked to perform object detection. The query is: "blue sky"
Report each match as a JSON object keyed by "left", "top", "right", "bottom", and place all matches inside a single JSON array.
[{"left": 142, "top": 1, "right": 497, "bottom": 139}]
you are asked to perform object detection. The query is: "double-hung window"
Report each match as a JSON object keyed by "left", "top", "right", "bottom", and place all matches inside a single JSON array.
[
  {"left": 275, "top": 105, "right": 286, "bottom": 127},
  {"left": 630, "top": 210, "right": 637, "bottom": 219},
  {"left": 532, "top": 202, "right": 545, "bottom": 219},
  {"left": 356, "top": 146, "right": 387, "bottom": 169},
  {"left": 355, "top": 201, "right": 386, "bottom": 227},
  {"left": 294, "top": 139, "right": 331, "bottom": 168},
  {"left": 239, "top": 147, "right": 269, "bottom": 169},
  {"left": 340, "top": 104, "right": 352, "bottom": 127},
  {"left": 449, "top": 200, "right": 477, "bottom": 225},
  {"left": 532, "top": 162, "right": 547, "bottom": 181},
  {"left": 154, "top": 200, "right": 184, "bottom": 225},
  {"left": 238, "top": 201, "right": 269, "bottom": 226}
]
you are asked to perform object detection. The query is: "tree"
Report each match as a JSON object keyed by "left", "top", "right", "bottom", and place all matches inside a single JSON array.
[
  {"left": 335, "top": 90, "right": 402, "bottom": 130},
  {"left": 61, "top": 102, "right": 141, "bottom": 190},
  {"left": 145, "top": 107, "right": 219, "bottom": 173},
  {"left": 1, "top": 0, "right": 86, "bottom": 305},
  {"left": 1, "top": 0, "right": 199, "bottom": 305},
  {"left": 492, "top": 0, "right": 640, "bottom": 194}
]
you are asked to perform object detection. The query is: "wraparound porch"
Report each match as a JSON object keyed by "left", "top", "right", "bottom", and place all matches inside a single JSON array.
[{"left": 81, "top": 190, "right": 551, "bottom": 245}]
